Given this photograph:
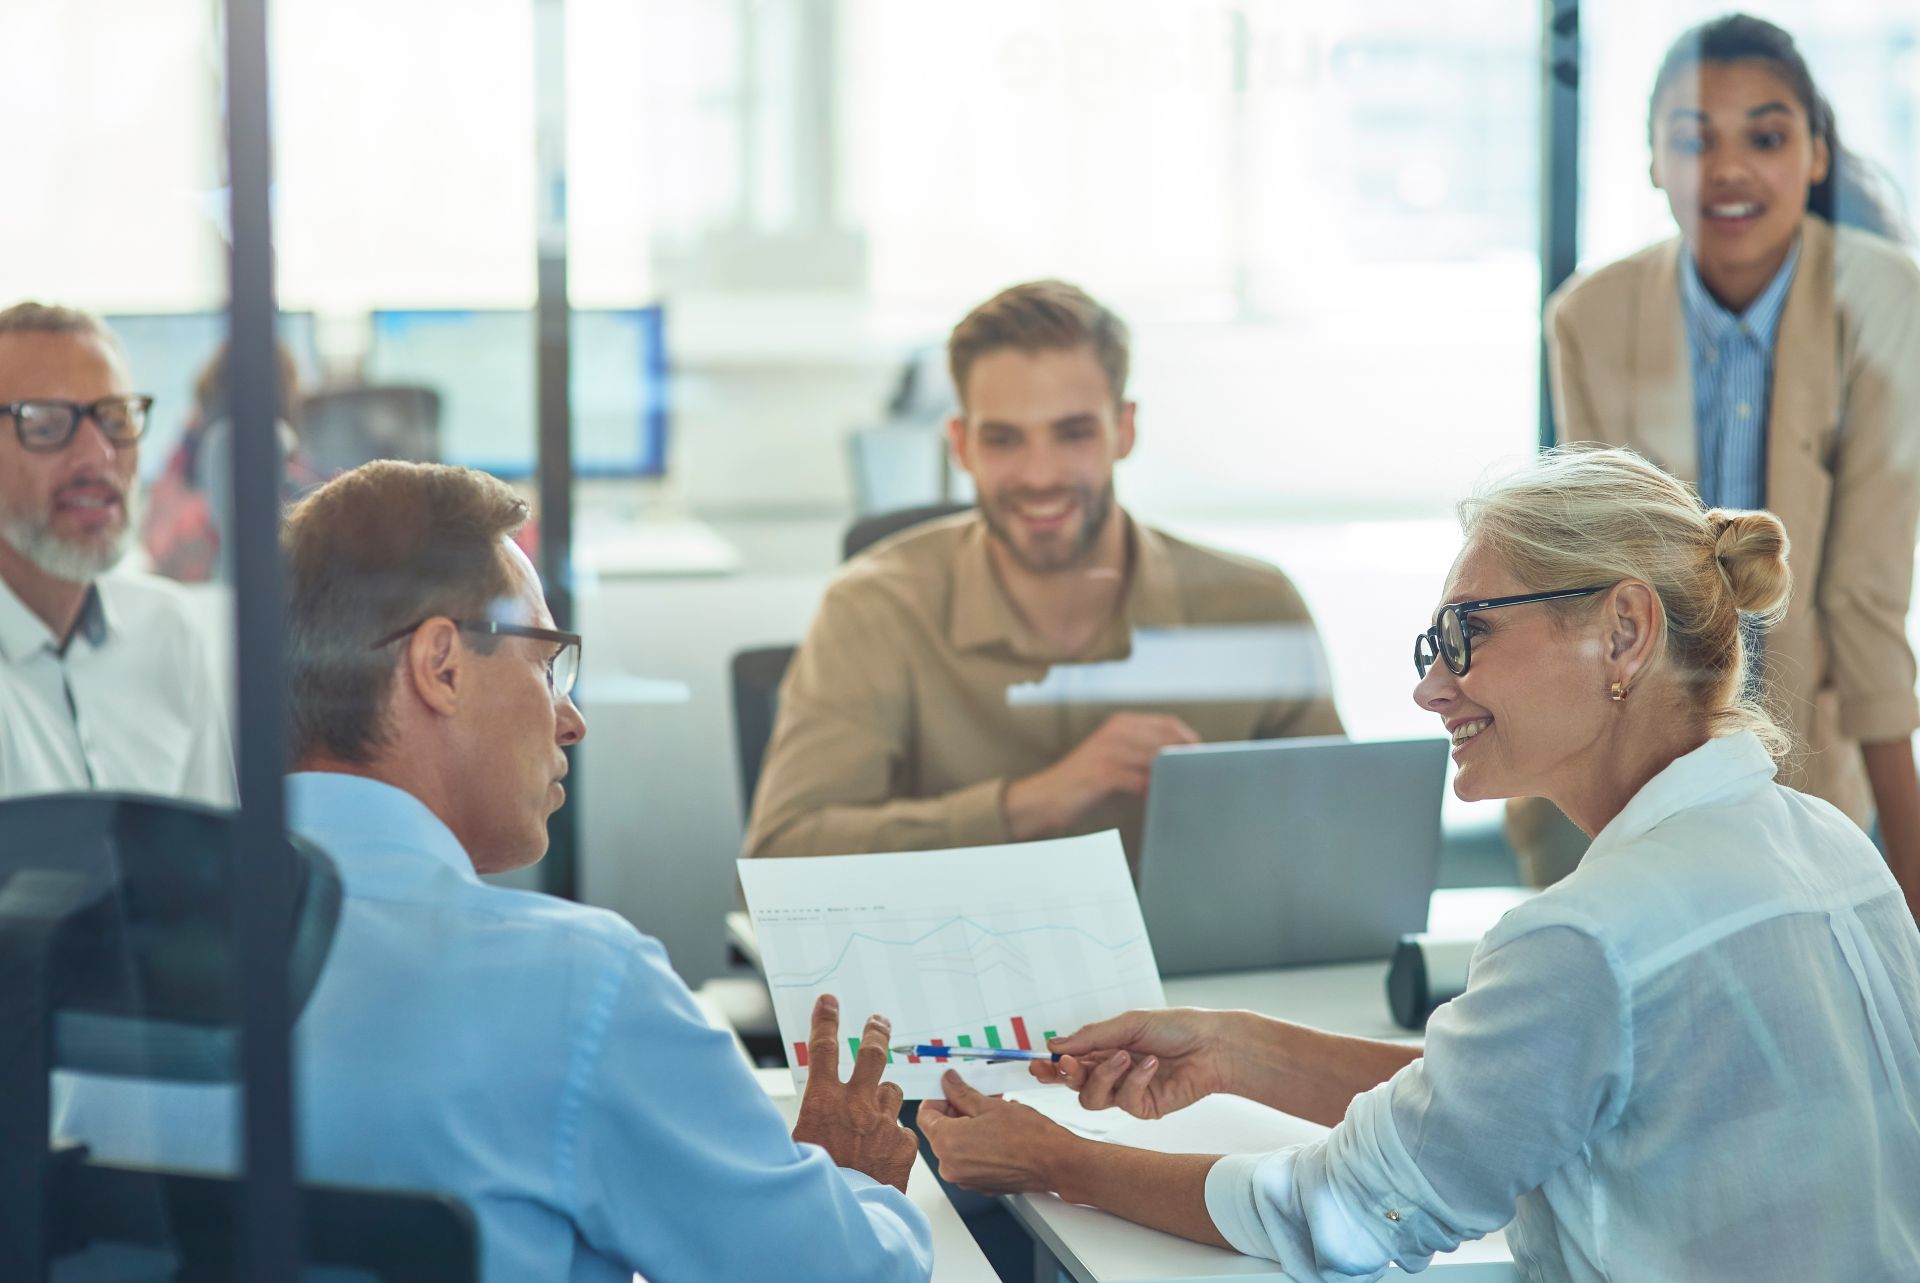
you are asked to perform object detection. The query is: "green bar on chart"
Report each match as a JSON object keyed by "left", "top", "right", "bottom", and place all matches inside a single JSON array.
[
  {"left": 984, "top": 1024, "right": 1002, "bottom": 1050},
  {"left": 957, "top": 1035, "right": 973, "bottom": 1048},
  {"left": 1043, "top": 1030, "right": 1058, "bottom": 1042}
]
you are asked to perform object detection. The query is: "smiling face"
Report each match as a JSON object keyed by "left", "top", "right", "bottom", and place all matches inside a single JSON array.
[
  {"left": 948, "top": 344, "right": 1134, "bottom": 575},
  {"left": 0, "top": 329, "right": 140, "bottom": 583},
  {"left": 1412, "top": 538, "right": 1617, "bottom": 805},
  {"left": 1651, "top": 59, "right": 1829, "bottom": 306},
  {"left": 451, "top": 539, "right": 586, "bottom": 873}
]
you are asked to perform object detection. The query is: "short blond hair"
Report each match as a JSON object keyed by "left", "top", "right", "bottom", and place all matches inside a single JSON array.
[
  {"left": 948, "top": 280, "right": 1130, "bottom": 410},
  {"left": 1461, "top": 446, "right": 1792, "bottom": 755}
]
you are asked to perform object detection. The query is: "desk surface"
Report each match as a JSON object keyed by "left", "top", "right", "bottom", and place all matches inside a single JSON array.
[
  {"left": 1000, "top": 1091, "right": 1517, "bottom": 1283},
  {"left": 1003, "top": 887, "right": 1530, "bottom": 1283},
  {"left": 725, "top": 887, "right": 1534, "bottom": 1283},
  {"left": 688, "top": 993, "right": 998, "bottom": 1282}
]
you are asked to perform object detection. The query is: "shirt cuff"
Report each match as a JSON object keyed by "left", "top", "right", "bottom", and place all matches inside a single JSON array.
[
  {"left": 943, "top": 777, "right": 1011, "bottom": 847},
  {"left": 1840, "top": 688, "right": 1920, "bottom": 744},
  {"left": 1203, "top": 1151, "right": 1274, "bottom": 1259}
]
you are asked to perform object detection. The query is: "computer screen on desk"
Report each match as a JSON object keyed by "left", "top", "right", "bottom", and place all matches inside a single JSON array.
[
  {"left": 105, "top": 311, "right": 320, "bottom": 477},
  {"left": 366, "top": 308, "right": 668, "bottom": 479}
]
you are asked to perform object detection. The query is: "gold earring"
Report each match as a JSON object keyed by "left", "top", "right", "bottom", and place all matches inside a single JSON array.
[{"left": 1609, "top": 681, "right": 1630, "bottom": 703}]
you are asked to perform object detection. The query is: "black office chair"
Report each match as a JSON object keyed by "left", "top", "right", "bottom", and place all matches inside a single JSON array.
[
  {"left": 730, "top": 646, "right": 800, "bottom": 823},
  {"left": 731, "top": 504, "right": 975, "bottom": 825},
  {"left": 0, "top": 792, "right": 477, "bottom": 1282},
  {"left": 841, "top": 501, "right": 971, "bottom": 562},
  {"left": 298, "top": 385, "right": 442, "bottom": 478}
]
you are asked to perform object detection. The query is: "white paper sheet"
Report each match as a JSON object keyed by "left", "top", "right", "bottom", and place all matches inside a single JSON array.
[
  {"left": 1008, "top": 1084, "right": 1329, "bottom": 1151},
  {"left": 737, "top": 832, "right": 1166, "bottom": 1099},
  {"left": 1004, "top": 624, "right": 1332, "bottom": 706}
]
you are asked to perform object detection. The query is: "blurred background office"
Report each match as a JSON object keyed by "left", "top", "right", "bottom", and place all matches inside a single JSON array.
[{"left": 8, "top": 0, "right": 1918, "bottom": 985}]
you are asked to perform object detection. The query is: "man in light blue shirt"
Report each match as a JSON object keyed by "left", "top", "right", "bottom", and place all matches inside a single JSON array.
[{"left": 59, "top": 460, "right": 932, "bottom": 1283}]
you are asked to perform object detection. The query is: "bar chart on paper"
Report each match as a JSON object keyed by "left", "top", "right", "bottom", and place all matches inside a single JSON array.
[{"left": 738, "top": 832, "right": 1165, "bottom": 1098}]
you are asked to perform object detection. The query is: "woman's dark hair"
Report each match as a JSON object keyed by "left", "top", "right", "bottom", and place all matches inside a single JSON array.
[{"left": 1648, "top": 13, "right": 1909, "bottom": 243}]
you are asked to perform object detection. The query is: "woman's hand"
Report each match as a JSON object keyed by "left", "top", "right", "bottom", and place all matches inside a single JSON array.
[
  {"left": 916, "top": 1071, "right": 1087, "bottom": 1195},
  {"left": 1030, "top": 1007, "right": 1236, "bottom": 1119}
]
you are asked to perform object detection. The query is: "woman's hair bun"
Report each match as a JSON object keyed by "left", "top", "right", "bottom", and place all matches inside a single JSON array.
[{"left": 1707, "top": 509, "right": 1791, "bottom": 617}]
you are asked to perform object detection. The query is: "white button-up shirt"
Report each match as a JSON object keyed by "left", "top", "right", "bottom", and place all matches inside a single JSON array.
[
  {"left": 1205, "top": 732, "right": 1920, "bottom": 1281},
  {"left": 0, "top": 571, "right": 233, "bottom": 807}
]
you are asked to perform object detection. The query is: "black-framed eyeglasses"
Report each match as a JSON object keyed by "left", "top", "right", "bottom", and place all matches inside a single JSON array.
[
  {"left": 1414, "top": 584, "right": 1615, "bottom": 679},
  {"left": 373, "top": 618, "right": 582, "bottom": 698},
  {"left": 3, "top": 396, "right": 154, "bottom": 454}
]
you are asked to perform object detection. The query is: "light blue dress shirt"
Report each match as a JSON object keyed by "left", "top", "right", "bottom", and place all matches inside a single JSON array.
[
  {"left": 1679, "top": 239, "right": 1800, "bottom": 510},
  {"left": 57, "top": 772, "right": 933, "bottom": 1283},
  {"left": 1204, "top": 733, "right": 1920, "bottom": 1281}
]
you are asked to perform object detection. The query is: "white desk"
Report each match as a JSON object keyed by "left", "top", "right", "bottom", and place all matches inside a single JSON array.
[
  {"left": 998, "top": 887, "right": 1533, "bottom": 1283},
  {"left": 1161, "top": 887, "right": 1536, "bottom": 1044},
  {"left": 1000, "top": 1092, "right": 1517, "bottom": 1283},
  {"left": 725, "top": 889, "right": 1535, "bottom": 1282},
  {"left": 688, "top": 993, "right": 999, "bottom": 1282}
]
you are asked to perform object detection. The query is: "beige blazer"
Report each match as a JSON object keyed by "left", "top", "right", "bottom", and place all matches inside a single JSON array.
[{"left": 1546, "top": 215, "right": 1920, "bottom": 823}]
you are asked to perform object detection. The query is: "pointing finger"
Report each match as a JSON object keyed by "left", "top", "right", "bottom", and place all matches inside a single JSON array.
[
  {"left": 806, "top": 994, "right": 842, "bottom": 1081},
  {"left": 848, "top": 1012, "right": 892, "bottom": 1091}
]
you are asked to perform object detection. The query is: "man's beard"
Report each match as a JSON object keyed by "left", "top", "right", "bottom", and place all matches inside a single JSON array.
[
  {"left": 979, "top": 480, "right": 1115, "bottom": 575},
  {"left": 0, "top": 489, "right": 136, "bottom": 582}
]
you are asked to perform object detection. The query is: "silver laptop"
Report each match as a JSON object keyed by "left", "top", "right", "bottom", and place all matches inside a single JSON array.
[{"left": 1138, "top": 736, "right": 1448, "bottom": 976}]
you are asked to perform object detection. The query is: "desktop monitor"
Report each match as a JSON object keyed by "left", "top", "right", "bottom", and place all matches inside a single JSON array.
[
  {"left": 103, "top": 311, "right": 320, "bottom": 479},
  {"left": 365, "top": 308, "right": 668, "bottom": 479}
]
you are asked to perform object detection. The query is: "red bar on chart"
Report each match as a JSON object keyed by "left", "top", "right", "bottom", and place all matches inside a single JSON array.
[
  {"left": 930, "top": 1039, "right": 948, "bottom": 1060},
  {"left": 1011, "top": 1017, "right": 1032, "bottom": 1051},
  {"left": 794, "top": 1041, "right": 809, "bottom": 1068}
]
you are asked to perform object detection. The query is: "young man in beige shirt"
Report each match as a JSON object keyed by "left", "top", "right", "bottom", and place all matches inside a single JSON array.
[{"left": 744, "top": 281, "right": 1342, "bottom": 872}]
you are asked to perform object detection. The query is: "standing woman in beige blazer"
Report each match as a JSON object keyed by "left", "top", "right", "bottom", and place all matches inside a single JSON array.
[{"left": 1531, "top": 13, "right": 1920, "bottom": 917}]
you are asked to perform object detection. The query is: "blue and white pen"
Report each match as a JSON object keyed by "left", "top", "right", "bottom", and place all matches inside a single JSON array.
[{"left": 889, "top": 1044, "right": 1063, "bottom": 1063}]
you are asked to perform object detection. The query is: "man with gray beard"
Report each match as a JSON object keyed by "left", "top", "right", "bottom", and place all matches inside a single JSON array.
[{"left": 0, "top": 302, "right": 232, "bottom": 804}]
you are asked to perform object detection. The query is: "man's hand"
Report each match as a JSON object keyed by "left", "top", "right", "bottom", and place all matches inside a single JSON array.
[
  {"left": 1027, "top": 1007, "right": 1234, "bottom": 1119},
  {"left": 790, "top": 994, "right": 917, "bottom": 1192},
  {"left": 917, "top": 1071, "right": 1084, "bottom": 1196},
  {"left": 1002, "top": 713, "right": 1200, "bottom": 840}
]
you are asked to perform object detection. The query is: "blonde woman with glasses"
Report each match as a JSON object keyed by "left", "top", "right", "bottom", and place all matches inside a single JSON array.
[{"left": 918, "top": 447, "right": 1920, "bottom": 1282}]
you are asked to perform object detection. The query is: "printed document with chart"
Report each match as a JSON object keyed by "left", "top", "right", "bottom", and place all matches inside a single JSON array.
[{"left": 737, "top": 832, "right": 1166, "bottom": 1098}]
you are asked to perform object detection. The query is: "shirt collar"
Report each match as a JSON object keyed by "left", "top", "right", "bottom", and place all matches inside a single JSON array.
[
  {"left": 287, "top": 771, "right": 481, "bottom": 886},
  {"left": 0, "top": 574, "right": 108, "bottom": 662},
  {"left": 1584, "top": 732, "right": 1779, "bottom": 860},
  {"left": 947, "top": 511, "right": 1186, "bottom": 661},
  {"left": 1680, "top": 235, "right": 1801, "bottom": 350}
]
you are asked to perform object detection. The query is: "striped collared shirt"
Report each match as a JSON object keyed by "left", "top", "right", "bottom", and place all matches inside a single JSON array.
[{"left": 1678, "top": 238, "right": 1801, "bottom": 510}]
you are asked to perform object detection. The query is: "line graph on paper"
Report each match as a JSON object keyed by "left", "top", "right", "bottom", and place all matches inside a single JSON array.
[{"left": 738, "top": 832, "right": 1166, "bottom": 1098}]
